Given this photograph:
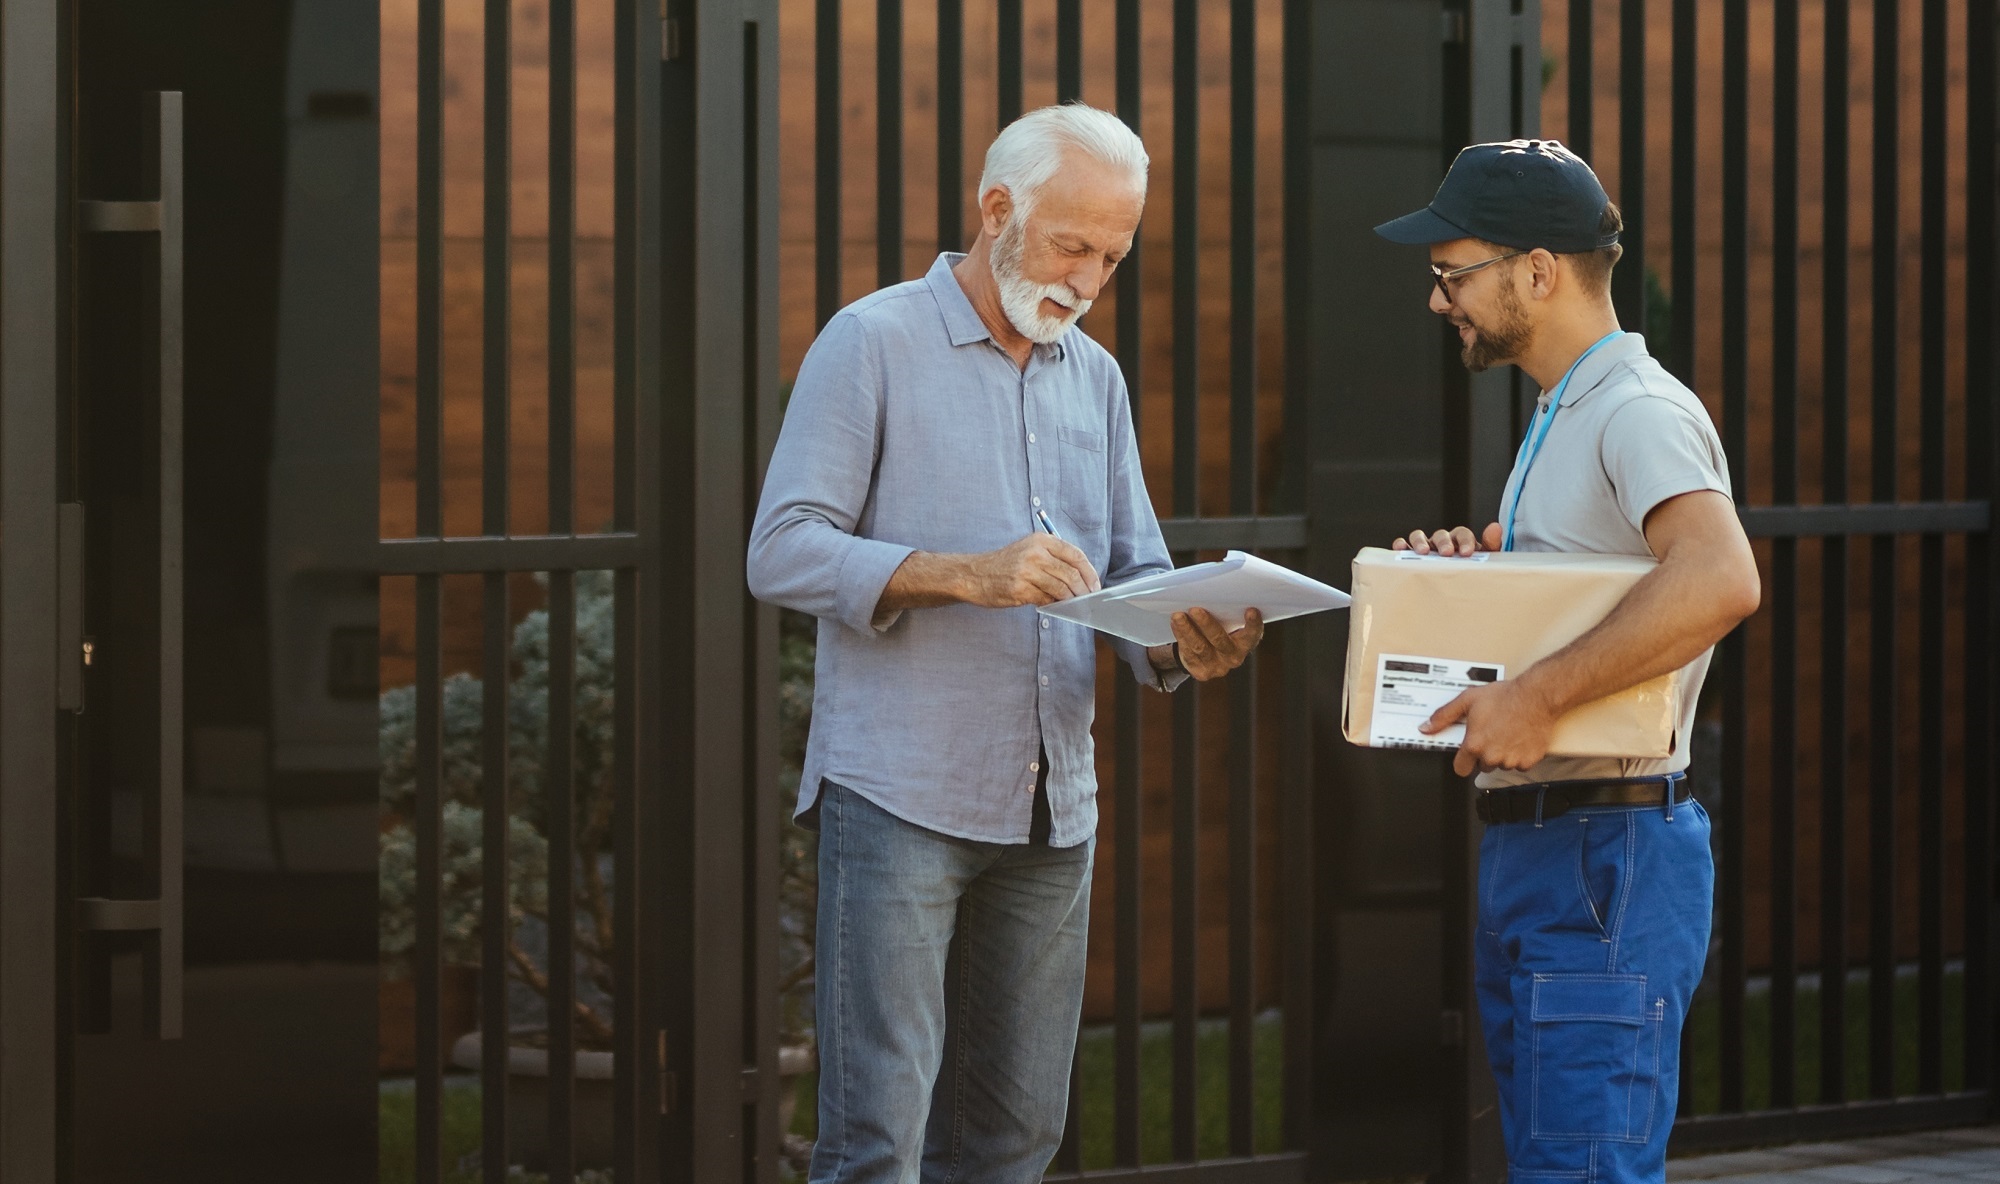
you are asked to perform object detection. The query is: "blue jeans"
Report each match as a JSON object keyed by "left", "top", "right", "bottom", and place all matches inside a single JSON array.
[
  {"left": 1475, "top": 796, "right": 1714, "bottom": 1184},
  {"left": 809, "top": 781, "right": 1094, "bottom": 1184}
]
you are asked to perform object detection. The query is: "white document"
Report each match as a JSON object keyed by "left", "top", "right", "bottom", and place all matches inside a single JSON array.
[
  {"left": 1366, "top": 653, "right": 1505, "bottom": 751},
  {"left": 1036, "top": 550, "right": 1350, "bottom": 647}
]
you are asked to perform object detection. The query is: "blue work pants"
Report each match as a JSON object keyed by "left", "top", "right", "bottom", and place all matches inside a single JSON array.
[{"left": 1474, "top": 796, "right": 1714, "bottom": 1184}]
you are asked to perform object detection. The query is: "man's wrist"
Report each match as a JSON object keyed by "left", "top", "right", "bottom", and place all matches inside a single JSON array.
[{"left": 1509, "top": 665, "right": 1569, "bottom": 721}]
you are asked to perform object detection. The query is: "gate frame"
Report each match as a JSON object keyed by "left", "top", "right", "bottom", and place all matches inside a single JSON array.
[{"left": 0, "top": 0, "right": 66, "bottom": 1178}]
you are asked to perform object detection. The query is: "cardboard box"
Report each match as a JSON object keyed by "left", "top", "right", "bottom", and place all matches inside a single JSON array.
[{"left": 1342, "top": 547, "right": 1684, "bottom": 759}]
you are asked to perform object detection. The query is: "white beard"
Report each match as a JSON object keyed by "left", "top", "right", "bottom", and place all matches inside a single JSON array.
[{"left": 990, "top": 214, "right": 1091, "bottom": 344}]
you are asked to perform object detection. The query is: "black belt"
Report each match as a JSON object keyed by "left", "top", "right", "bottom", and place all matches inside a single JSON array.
[{"left": 1476, "top": 772, "right": 1691, "bottom": 825}]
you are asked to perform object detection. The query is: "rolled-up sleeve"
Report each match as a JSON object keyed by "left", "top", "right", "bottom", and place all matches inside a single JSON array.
[
  {"left": 1101, "top": 373, "right": 1188, "bottom": 692},
  {"left": 747, "top": 313, "right": 916, "bottom": 636}
]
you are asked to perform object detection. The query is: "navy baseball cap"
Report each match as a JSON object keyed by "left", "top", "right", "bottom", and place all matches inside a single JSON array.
[{"left": 1374, "top": 139, "right": 1619, "bottom": 253}]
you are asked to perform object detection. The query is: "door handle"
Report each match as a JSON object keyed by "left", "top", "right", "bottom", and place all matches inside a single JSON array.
[{"left": 74, "top": 91, "right": 183, "bottom": 1041}]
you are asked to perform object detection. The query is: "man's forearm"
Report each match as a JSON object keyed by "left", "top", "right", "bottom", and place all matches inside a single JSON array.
[
  {"left": 1513, "top": 550, "right": 1757, "bottom": 718},
  {"left": 875, "top": 551, "right": 972, "bottom": 615}
]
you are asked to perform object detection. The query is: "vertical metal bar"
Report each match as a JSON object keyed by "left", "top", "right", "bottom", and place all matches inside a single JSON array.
[
  {"left": 1279, "top": 0, "right": 1317, "bottom": 1156},
  {"left": 547, "top": 570, "right": 577, "bottom": 1182},
  {"left": 616, "top": 0, "right": 663, "bottom": 1168},
  {"left": 1172, "top": 681, "right": 1199, "bottom": 1162},
  {"left": 550, "top": 0, "right": 576, "bottom": 536},
  {"left": 1963, "top": 0, "right": 1998, "bottom": 1095},
  {"left": 1769, "top": 0, "right": 1800, "bottom": 1110},
  {"left": 1669, "top": 0, "right": 1696, "bottom": 382},
  {"left": 745, "top": 20, "right": 784, "bottom": 1183},
  {"left": 1610, "top": 0, "right": 1645, "bottom": 332},
  {"left": 1056, "top": 0, "right": 1081, "bottom": 103},
  {"left": 1915, "top": 0, "right": 1947, "bottom": 1097},
  {"left": 485, "top": 0, "right": 511, "bottom": 540},
  {"left": 1226, "top": 0, "right": 1258, "bottom": 1157},
  {"left": 1113, "top": 7, "right": 1145, "bottom": 1162},
  {"left": 416, "top": 0, "right": 446, "bottom": 1175},
  {"left": 613, "top": 566, "right": 641, "bottom": 1175},
  {"left": 1172, "top": 0, "right": 1201, "bottom": 1152},
  {"left": 1569, "top": 0, "right": 1593, "bottom": 158},
  {"left": 418, "top": 0, "right": 443, "bottom": 544},
  {"left": 1113, "top": 677, "right": 1143, "bottom": 1167},
  {"left": 481, "top": 0, "right": 514, "bottom": 1164},
  {"left": 0, "top": 0, "right": 62, "bottom": 1166},
  {"left": 1868, "top": 0, "right": 1899, "bottom": 1101},
  {"left": 817, "top": 0, "right": 843, "bottom": 327},
  {"left": 998, "top": 0, "right": 1022, "bottom": 127},
  {"left": 1114, "top": 0, "right": 1142, "bottom": 388},
  {"left": 1228, "top": 657, "right": 1257, "bottom": 1157},
  {"left": 937, "top": 0, "right": 963, "bottom": 252},
  {"left": 614, "top": 0, "right": 661, "bottom": 1167},
  {"left": 416, "top": 575, "right": 445, "bottom": 1184},
  {"left": 659, "top": 9, "right": 699, "bottom": 1170},
  {"left": 1174, "top": 0, "right": 1199, "bottom": 517},
  {"left": 481, "top": 575, "right": 512, "bottom": 1184},
  {"left": 1818, "top": 0, "right": 1852, "bottom": 1107},
  {"left": 877, "top": 0, "right": 903, "bottom": 287},
  {"left": 1718, "top": 0, "right": 1749, "bottom": 1116},
  {"left": 1231, "top": 0, "right": 1257, "bottom": 519}
]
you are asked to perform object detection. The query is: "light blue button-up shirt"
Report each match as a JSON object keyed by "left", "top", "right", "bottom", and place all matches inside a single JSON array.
[{"left": 747, "top": 253, "right": 1180, "bottom": 846}]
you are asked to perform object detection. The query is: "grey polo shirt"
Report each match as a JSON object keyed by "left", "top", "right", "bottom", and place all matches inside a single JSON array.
[
  {"left": 1478, "top": 332, "right": 1732, "bottom": 788},
  {"left": 746, "top": 253, "right": 1181, "bottom": 846}
]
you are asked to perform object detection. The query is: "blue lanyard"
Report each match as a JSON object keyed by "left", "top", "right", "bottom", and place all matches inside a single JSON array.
[{"left": 1500, "top": 331, "right": 1624, "bottom": 551}]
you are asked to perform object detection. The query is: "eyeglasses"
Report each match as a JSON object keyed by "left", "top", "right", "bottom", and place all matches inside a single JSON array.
[{"left": 1431, "top": 250, "right": 1527, "bottom": 303}]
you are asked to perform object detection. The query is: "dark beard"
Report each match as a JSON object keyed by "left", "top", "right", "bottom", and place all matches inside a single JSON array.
[{"left": 1458, "top": 283, "right": 1532, "bottom": 372}]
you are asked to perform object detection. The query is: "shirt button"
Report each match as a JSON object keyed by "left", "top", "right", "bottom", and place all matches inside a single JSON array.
[
  {"left": 1030, "top": 761, "right": 1040, "bottom": 773},
  {"left": 1041, "top": 619, "right": 1050, "bottom": 629},
  {"left": 1028, "top": 432, "right": 1037, "bottom": 443},
  {"left": 1032, "top": 496, "right": 1042, "bottom": 507},
  {"left": 1039, "top": 675, "right": 1049, "bottom": 686}
]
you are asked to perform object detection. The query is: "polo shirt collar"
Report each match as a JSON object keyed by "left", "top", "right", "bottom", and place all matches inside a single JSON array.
[
  {"left": 924, "top": 252, "right": 1069, "bottom": 362},
  {"left": 1553, "top": 331, "right": 1648, "bottom": 407}
]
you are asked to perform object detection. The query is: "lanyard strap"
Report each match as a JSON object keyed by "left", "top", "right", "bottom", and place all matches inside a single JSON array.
[{"left": 1500, "top": 331, "right": 1625, "bottom": 551}]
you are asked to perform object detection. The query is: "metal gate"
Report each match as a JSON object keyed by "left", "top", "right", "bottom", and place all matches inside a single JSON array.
[
  {"left": 1443, "top": 0, "right": 2000, "bottom": 1168},
  {"left": 376, "top": 0, "right": 783, "bottom": 1180}
]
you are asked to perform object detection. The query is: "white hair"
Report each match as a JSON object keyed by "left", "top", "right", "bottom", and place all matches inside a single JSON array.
[{"left": 977, "top": 102, "right": 1148, "bottom": 221}]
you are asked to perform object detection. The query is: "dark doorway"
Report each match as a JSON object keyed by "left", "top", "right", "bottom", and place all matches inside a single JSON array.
[{"left": 61, "top": 0, "right": 379, "bottom": 1179}]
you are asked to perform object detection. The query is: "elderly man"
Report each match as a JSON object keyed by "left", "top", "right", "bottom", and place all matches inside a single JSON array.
[
  {"left": 1374, "top": 140, "right": 1761, "bottom": 1184},
  {"left": 747, "top": 103, "right": 1262, "bottom": 1184}
]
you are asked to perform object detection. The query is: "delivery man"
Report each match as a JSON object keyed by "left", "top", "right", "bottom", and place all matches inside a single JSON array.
[{"left": 1372, "top": 140, "right": 1761, "bottom": 1184}]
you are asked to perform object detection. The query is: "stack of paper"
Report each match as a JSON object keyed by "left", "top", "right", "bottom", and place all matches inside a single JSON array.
[{"left": 1036, "top": 550, "right": 1350, "bottom": 646}]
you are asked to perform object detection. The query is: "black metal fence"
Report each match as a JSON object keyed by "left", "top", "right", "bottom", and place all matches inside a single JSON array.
[
  {"left": 375, "top": 0, "right": 662, "bottom": 1179},
  {"left": 1447, "top": 0, "right": 2000, "bottom": 1161}
]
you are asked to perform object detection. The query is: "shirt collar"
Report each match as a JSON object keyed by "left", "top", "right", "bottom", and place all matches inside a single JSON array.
[
  {"left": 923, "top": 252, "right": 1069, "bottom": 363},
  {"left": 1553, "top": 331, "right": 1647, "bottom": 407}
]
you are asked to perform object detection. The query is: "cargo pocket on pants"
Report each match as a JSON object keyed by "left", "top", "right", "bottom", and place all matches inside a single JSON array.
[{"left": 1528, "top": 974, "right": 1664, "bottom": 1143}]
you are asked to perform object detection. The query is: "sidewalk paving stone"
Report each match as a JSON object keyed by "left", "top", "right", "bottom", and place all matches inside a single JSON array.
[
  {"left": 1671, "top": 1128, "right": 2000, "bottom": 1184},
  {"left": 1788, "top": 1161, "right": 1932, "bottom": 1183}
]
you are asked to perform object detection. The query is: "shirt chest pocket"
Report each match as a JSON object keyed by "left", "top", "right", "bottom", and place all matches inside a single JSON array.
[{"left": 1056, "top": 425, "right": 1107, "bottom": 531}]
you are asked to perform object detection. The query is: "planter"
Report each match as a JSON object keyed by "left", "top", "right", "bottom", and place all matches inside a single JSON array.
[
  {"left": 451, "top": 1031, "right": 617, "bottom": 1171},
  {"left": 450, "top": 1033, "right": 818, "bottom": 1170},
  {"left": 378, "top": 967, "right": 480, "bottom": 1074}
]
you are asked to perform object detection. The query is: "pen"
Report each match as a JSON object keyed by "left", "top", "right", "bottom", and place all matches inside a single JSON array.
[{"left": 1036, "top": 507, "right": 1063, "bottom": 541}]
